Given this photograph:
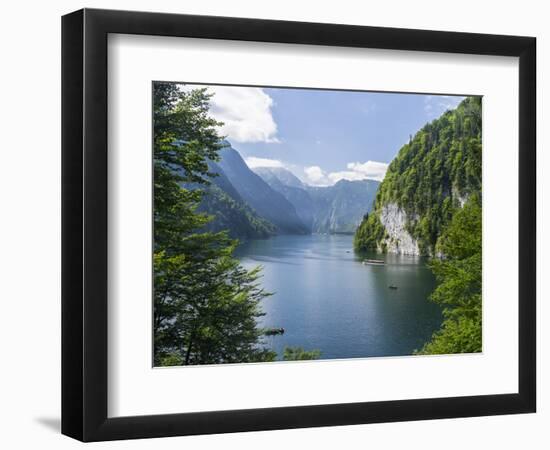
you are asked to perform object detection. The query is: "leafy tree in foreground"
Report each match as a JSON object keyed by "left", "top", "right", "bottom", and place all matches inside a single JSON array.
[
  {"left": 283, "top": 347, "right": 322, "bottom": 361},
  {"left": 416, "top": 195, "right": 482, "bottom": 354},
  {"left": 153, "top": 82, "right": 276, "bottom": 365}
]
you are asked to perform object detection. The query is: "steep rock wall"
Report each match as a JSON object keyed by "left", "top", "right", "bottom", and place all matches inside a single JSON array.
[{"left": 379, "top": 203, "right": 420, "bottom": 255}]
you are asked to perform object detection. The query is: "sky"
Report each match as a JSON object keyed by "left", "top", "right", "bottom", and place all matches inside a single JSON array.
[{"left": 180, "top": 83, "right": 464, "bottom": 186}]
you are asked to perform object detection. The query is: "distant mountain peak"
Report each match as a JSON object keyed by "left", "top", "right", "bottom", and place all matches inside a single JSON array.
[
  {"left": 333, "top": 178, "right": 378, "bottom": 187},
  {"left": 216, "top": 145, "right": 309, "bottom": 235},
  {"left": 253, "top": 166, "right": 304, "bottom": 189},
  {"left": 255, "top": 165, "right": 380, "bottom": 234}
]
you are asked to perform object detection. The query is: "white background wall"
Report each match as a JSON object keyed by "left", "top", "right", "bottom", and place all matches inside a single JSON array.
[{"left": 0, "top": 0, "right": 546, "bottom": 448}]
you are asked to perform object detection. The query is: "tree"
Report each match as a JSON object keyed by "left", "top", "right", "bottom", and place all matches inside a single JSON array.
[
  {"left": 153, "top": 82, "right": 276, "bottom": 365},
  {"left": 354, "top": 212, "right": 387, "bottom": 252},
  {"left": 283, "top": 347, "right": 321, "bottom": 361},
  {"left": 416, "top": 195, "right": 482, "bottom": 354}
]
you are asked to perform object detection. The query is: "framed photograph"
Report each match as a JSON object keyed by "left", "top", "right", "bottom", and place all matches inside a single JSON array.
[{"left": 62, "top": 8, "right": 536, "bottom": 442}]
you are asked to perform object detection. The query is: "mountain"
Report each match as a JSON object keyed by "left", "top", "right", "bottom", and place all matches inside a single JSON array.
[
  {"left": 306, "top": 179, "right": 379, "bottom": 233},
  {"left": 354, "top": 97, "right": 482, "bottom": 255},
  {"left": 195, "top": 160, "right": 276, "bottom": 239},
  {"left": 216, "top": 146, "right": 309, "bottom": 235},
  {"left": 197, "top": 186, "right": 276, "bottom": 239},
  {"left": 254, "top": 167, "right": 305, "bottom": 189},
  {"left": 255, "top": 167, "right": 379, "bottom": 234},
  {"left": 254, "top": 167, "right": 315, "bottom": 230}
]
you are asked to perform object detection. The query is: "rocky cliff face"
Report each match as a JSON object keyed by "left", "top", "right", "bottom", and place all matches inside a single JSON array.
[
  {"left": 378, "top": 203, "right": 420, "bottom": 255},
  {"left": 354, "top": 97, "right": 482, "bottom": 256}
]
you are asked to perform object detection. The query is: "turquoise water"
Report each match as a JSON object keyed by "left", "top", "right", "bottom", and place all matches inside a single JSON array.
[{"left": 234, "top": 234, "right": 443, "bottom": 360}]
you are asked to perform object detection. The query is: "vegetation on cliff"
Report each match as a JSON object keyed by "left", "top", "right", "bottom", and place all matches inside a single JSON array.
[
  {"left": 354, "top": 97, "right": 482, "bottom": 255},
  {"left": 354, "top": 211, "right": 388, "bottom": 252}
]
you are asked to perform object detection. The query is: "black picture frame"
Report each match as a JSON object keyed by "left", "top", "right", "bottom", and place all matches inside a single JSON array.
[{"left": 62, "top": 8, "right": 536, "bottom": 442}]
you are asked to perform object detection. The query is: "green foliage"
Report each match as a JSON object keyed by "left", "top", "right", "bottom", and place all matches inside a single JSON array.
[
  {"left": 416, "top": 196, "right": 482, "bottom": 354},
  {"left": 354, "top": 212, "right": 387, "bottom": 252},
  {"left": 355, "top": 97, "right": 482, "bottom": 255},
  {"left": 282, "top": 347, "right": 322, "bottom": 361},
  {"left": 198, "top": 185, "right": 276, "bottom": 239},
  {"left": 153, "top": 82, "right": 276, "bottom": 365}
]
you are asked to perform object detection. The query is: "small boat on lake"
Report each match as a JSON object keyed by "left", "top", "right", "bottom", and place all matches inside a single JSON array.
[
  {"left": 363, "top": 259, "right": 385, "bottom": 266},
  {"left": 388, "top": 285, "right": 398, "bottom": 290},
  {"left": 264, "top": 327, "right": 285, "bottom": 336}
]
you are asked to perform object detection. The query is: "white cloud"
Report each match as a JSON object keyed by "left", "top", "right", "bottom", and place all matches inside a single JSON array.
[
  {"left": 304, "top": 166, "right": 328, "bottom": 186},
  {"left": 179, "top": 84, "right": 280, "bottom": 143},
  {"left": 327, "top": 170, "right": 365, "bottom": 183},
  {"left": 304, "top": 161, "right": 388, "bottom": 186},
  {"left": 245, "top": 157, "right": 285, "bottom": 169},
  {"left": 344, "top": 161, "right": 388, "bottom": 181},
  {"left": 424, "top": 95, "right": 465, "bottom": 118}
]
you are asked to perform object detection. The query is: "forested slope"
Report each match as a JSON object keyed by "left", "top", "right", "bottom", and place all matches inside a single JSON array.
[{"left": 354, "top": 97, "right": 482, "bottom": 256}]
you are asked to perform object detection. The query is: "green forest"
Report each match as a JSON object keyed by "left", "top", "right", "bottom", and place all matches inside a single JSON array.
[
  {"left": 354, "top": 97, "right": 482, "bottom": 354},
  {"left": 355, "top": 97, "right": 481, "bottom": 255}
]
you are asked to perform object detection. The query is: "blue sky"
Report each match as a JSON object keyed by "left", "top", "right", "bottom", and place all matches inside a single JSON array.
[{"left": 182, "top": 83, "right": 464, "bottom": 186}]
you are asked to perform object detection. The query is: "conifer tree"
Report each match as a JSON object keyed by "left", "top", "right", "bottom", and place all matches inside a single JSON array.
[{"left": 153, "top": 83, "right": 276, "bottom": 365}]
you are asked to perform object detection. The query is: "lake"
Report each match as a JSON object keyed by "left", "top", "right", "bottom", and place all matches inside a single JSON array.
[{"left": 234, "top": 234, "right": 443, "bottom": 360}]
